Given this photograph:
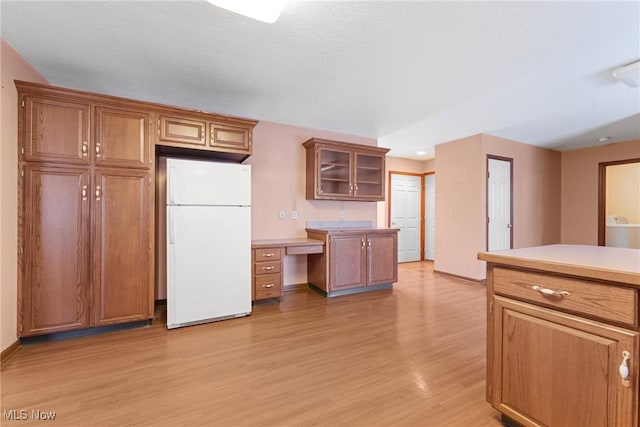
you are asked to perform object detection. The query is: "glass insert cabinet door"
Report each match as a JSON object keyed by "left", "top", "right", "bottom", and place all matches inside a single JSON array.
[
  {"left": 318, "top": 147, "right": 352, "bottom": 197},
  {"left": 354, "top": 153, "right": 383, "bottom": 199}
]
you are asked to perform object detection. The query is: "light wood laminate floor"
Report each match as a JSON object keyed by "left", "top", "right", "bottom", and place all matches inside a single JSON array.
[{"left": 1, "top": 262, "right": 502, "bottom": 426}]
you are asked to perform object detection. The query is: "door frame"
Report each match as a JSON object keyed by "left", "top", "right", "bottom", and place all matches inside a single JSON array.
[
  {"left": 486, "top": 155, "right": 514, "bottom": 251},
  {"left": 597, "top": 157, "right": 640, "bottom": 246},
  {"left": 388, "top": 171, "right": 425, "bottom": 261}
]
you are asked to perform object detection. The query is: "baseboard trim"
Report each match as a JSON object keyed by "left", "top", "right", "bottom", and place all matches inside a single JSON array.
[
  {"left": 20, "top": 320, "right": 152, "bottom": 346},
  {"left": 309, "top": 283, "right": 393, "bottom": 298},
  {"left": 1, "top": 340, "right": 22, "bottom": 364},
  {"left": 284, "top": 283, "right": 308, "bottom": 292},
  {"left": 434, "top": 269, "right": 487, "bottom": 285}
]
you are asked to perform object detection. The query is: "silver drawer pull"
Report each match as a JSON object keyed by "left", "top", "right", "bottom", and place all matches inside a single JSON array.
[
  {"left": 262, "top": 284, "right": 275, "bottom": 288},
  {"left": 532, "top": 285, "right": 570, "bottom": 297},
  {"left": 262, "top": 253, "right": 274, "bottom": 257},
  {"left": 262, "top": 266, "right": 274, "bottom": 271}
]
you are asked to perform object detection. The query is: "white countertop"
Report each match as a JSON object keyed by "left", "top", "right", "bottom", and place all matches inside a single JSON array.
[{"left": 478, "top": 244, "right": 640, "bottom": 286}]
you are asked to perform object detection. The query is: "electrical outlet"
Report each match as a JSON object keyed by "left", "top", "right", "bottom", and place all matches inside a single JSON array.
[
  {"left": 279, "top": 210, "right": 285, "bottom": 220},
  {"left": 339, "top": 209, "right": 345, "bottom": 218},
  {"left": 292, "top": 211, "right": 298, "bottom": 220}
]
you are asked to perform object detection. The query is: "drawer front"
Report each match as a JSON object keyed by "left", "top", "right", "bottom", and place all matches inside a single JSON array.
[
  {"left": 254, "top": 260, "right": 281, "bottom": 275},
  {"left": 254, "top": 274, "right": 282, "bottom": 300},
  {"left": 254, "top": 248, "right": 282, "bottom": 262},
  {"left": 286, "top": 244, "right": 323, "bottom": 255},
  {"left": 493, "top": 267, "right": 638, "bottom": 326}
]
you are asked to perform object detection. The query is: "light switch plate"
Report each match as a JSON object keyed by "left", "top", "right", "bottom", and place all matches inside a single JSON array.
[
  {"left": 292, "top": 211, "right": 298, "bottom": 220},
  {"left": 279, "top": 210, "right": 285, "bottom": 220}
]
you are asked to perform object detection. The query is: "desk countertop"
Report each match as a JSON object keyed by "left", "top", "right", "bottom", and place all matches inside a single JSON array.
[{"left": 251, "top": 238, "right": 324, "bottom": 249}]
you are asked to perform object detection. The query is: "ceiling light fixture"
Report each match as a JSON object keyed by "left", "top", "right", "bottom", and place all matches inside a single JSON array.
[
  {"left": 206, "top": 0, "right": 285, "bottom": 24},
  {"left": 598, "top": 136, "right": 612, "bottom": 142},
  {"left": 612, "top": 60, "right": 640, "bottom": 88},
  {"left": 416, "top": 151, "right": 427, "bottom": 155}
]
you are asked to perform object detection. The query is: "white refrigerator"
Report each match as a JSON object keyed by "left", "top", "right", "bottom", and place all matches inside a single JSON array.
[{"left": 166, "top": 158, "right": 252, "bottom": 329}]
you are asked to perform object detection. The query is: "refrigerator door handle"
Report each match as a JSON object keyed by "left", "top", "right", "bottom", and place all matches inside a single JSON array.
[{"left": 168, "top": 208, "right": 176, "bottom": 245}]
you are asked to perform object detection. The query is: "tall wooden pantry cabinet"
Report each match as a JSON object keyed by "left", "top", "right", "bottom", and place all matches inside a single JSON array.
[{"left": 17, "top": 81, "right": 154, "bottom": 336}]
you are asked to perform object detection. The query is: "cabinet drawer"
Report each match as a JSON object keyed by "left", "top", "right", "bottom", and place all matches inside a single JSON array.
[
  {"left": 254, "top": 248, "right": 281, "bottom": 261},
  {"left": 493, "top": 267, "right": 638, "bottom": 326},
  {"left": 254, "top": 274, "right": 282, "bottom": 299},
  {"left": 254, "top": 261, "right": 281, "bottom": 275}
]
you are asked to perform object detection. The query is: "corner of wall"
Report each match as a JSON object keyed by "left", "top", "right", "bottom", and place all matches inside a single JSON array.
[{"left": 1, "top": 38, "right": 48, "bottom": 352}]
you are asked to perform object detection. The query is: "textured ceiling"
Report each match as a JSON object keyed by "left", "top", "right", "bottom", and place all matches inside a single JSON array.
[{"left": 2, "top": 1, "right": 639, "bottom": 159}]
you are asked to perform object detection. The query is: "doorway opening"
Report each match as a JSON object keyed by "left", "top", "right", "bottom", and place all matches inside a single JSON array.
[
  {"left": 486, "top": 155, "right": 513, "bottom": 251},
  {"left": 598, "top": 158, "right": 640, "bottom": 248}
]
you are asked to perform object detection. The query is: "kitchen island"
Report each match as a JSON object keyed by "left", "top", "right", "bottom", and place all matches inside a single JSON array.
[
  {"left": 478, "top": 244, "right": 640, "bottom": 427},
  {"left": 306, "top": 221, "right": 399, "bottom": 297}
]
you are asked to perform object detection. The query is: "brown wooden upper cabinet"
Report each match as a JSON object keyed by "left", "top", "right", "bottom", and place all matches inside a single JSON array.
[
  {"left": 303, "top": 138, "right": 389, "bottom": 201},
  {"left": 22, "top": 96, "right": 91, "bottom": 165},
  {"left": 157, "top": 112, "right": 256, "bottom": 159},
  {"left": 159, "top": 115, "right": 207, "bottom": 147},
  {"left": 95, "top": 106, "right": 151, "bottom": 169}
]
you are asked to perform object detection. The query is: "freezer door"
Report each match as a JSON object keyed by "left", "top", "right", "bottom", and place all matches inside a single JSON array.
[
  {"left": 167, "top": 158, "right": 251, "bottom": 206},
  {"left": 167, "top": 205, "right": 251, "bottom": 328}
]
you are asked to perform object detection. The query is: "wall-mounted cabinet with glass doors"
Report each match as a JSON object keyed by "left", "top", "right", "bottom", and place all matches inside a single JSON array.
[{"left": 303, "top": 138, "right": 389, "bottom": 201}]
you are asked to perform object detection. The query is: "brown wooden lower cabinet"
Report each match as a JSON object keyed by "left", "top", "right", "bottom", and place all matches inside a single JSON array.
[
  {"left": 480, "top": 246, "right": 639, "bottom": 427},
  {"left": 252, "top": 247, "right": 284, "bottom": 301},
  {"left": 19, "top": 165, "right": 153, "bottom": 336},
  {"left": 92, "top": 169, "right": 153, "bottom": 326},
  {"left": 22, "top": 164, "right": 91, "bottom": 336},
  {"left": 306, "top": 228, "right": 398, "bottom": 296}
]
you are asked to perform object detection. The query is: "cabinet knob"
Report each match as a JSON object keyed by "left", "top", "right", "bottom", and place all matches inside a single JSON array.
[
  {"left": 96, "top": 143, "right": 102, "bottom": 157},
  {"left": 262, "top": 266, "right": 274, "bottom": 271},
  {"left": 82, "top": 142, "right": 88, "bottom": 156},
  {"left": 81, "top": 185, "right": 88, "bottom": 201},
  {"left": 262, "top": 253, "right": 274, "bottom": 258},
  {"left": 95, "top": 185, "right": 102, "bottom": 201},
  {"left": 262, "top": 284, "right": 275, "bottom": 288}
]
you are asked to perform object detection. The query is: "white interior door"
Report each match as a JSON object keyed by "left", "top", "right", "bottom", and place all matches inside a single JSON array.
[
  {"left": 390, "top": 174, "right": 421, "bottom": 263},
  {"left": 424, "top": 174, "right": 435, "bottom": 260},
  {"left": 487, "top": 157, "right": 512, "bottom": 251}
]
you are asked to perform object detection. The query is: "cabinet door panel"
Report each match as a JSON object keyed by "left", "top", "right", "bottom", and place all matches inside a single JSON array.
[
  {"left": 210, "top": 123, "right": 251, "bottom": 152},
  {"left": 317, "top": 147, "right": 352, "bottom": 199},
  {"left": 354, "top": 153, "right": 385, "bottom": 200},
  {"left": 93, "top": 169, "right": 151, "bottom": 325},
  {"left": 367, "top": 233, "right": 398, "bottom": 286},
  {"left": 329, "top": 234, "right": 365, "bottom": 290},
  {"left": 494, "top": 297, "right": 638, "bottom": 427},
  {"left": 158, "top": 115, "right": 206, "bottom": 146},
  {"left": 22, "top": 165, "right": 90, "bottom": 335},
  {"left": 24, "top": 97, "right": 90, "bottom": 164},
  {"left": 95, "top": 107, "right": 150, "bottom": 169}
]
